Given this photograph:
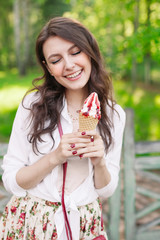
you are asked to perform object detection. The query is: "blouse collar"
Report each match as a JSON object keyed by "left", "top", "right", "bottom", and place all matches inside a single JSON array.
[{"left": 61, "top": 96, "right": 72, "bottom": 123}]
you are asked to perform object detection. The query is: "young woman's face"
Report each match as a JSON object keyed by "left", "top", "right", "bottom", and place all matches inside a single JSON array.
[{"left": 43, "top": 36, "right": 91, "bottom": 91}]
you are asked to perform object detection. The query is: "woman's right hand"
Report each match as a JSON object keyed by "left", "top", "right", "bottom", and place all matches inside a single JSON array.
[
  {"left": 16, "top": 132, "right": 91, "bottom": 190},
  {"left": 52, "top": 132, "right": 91, "bottom": 165}
]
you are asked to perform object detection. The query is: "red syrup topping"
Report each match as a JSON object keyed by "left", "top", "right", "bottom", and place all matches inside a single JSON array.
[{"left": 81, "top": 92, "right": 101, "bottom": 120}]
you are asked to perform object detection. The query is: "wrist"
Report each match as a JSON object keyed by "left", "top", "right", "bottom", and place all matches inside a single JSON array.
[
  {"left": 94, "top": 158, "right": 106, "bottom": 168},
  {"left": 48, "top": 151, "right": 59, "bottom": 168}
]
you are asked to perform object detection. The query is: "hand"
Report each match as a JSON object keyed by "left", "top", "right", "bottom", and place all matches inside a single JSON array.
[
  {"left": 53, "top": 132, "right": 91, "bottom": 165},
  {"left": 75, "top": 130, "right": 105, "bottom": 166}
]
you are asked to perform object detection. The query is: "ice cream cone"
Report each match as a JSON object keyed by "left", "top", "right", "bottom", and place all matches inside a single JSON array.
[
  {"left": 79, "top": 92, "right": 101, "bottom": 132},
  {"left": 79, "top": 112, "right": 98, "bottom": 131}
]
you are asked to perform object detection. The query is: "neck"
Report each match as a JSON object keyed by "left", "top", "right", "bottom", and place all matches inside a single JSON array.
[{"left": 65, "top": 88, "right": 88, "bottom": 110}]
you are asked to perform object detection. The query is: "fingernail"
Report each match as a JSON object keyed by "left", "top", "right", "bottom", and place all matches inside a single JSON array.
[
  {"left": 81, "top": 131, "right": 86, "bottom": 135},
  {"left": 91, "top": 136, "right": 94, "bottom": 142},
  {"left": 71, "top": 143, "right": 75, "bottom": 148},
  {"left": 72, "top": 151, "right": 77, "bottom": 155},
  {"left": 79, "top": 154, "right": 83, "bottom": 158}
]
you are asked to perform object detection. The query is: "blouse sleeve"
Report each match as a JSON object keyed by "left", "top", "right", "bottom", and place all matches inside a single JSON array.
[
  {"left": 2, "top": 94, "right": 34, "bottom": 196},
  {"left": 95, "top": 104, "right": 126, "bottom": 198}
]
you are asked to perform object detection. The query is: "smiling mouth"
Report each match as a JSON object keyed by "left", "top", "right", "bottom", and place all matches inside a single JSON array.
[{"left": 65, "top": 70, "right": 82, "bottom": 79}]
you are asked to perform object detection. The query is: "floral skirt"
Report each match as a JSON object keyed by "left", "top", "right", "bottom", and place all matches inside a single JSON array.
[{"left": 0, "top": 193, "right": 108, "bottom": 240}]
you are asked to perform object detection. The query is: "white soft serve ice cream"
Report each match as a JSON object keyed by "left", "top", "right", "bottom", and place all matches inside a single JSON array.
[{"left": 80, "top": 92, "right": 101, "bottom": 120}]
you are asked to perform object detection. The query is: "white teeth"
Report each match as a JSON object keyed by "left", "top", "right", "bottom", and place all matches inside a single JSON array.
[{"left": 66, "top": 70, "right": 82, "bottom": 78}]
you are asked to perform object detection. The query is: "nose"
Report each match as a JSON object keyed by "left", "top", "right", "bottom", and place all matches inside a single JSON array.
[{"left": 64, "top": 56, "right": 75, "bottom": 70}]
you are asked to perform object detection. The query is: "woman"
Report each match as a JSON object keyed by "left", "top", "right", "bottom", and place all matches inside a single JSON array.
[{"left": 0, "top": 17, "right": 125, "bottom": 239}]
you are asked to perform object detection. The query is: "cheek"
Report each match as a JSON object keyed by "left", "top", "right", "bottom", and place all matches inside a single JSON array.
[
  {"left": 81, "top": 55, "right": 91, "bottom": 70},
  {"left": 84, "top": 59, "right": 91, "bottom": 75},
  {"left": 50, "top": 65, "right": 63, "bottom": 77}
]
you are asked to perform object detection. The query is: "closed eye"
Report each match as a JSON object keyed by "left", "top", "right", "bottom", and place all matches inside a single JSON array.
[
  {"left": 51, "top": 58, "right": 61, "bottom": 64},
  {"left": 72, "top": 50, "right": 81, "bottom": 56}
]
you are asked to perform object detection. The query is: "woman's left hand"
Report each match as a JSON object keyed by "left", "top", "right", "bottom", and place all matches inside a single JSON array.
[
  {"left": 77, "top": 130, "right": 105, "bottom": 166},
  {"left": 76, "top": 130, "right": 111, "bottom": 189}
]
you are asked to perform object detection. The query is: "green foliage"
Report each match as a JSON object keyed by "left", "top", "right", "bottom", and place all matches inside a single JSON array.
[
  {"left": 0, "top": 0, "right": 160, "bottom": 83},
  {"left": 114, "top": 80, "right": 160, "bottom": 141},
  {"left": 42, "top": 0, "right": 71, "bottom": 20},
  {"left": 64, "top": 0, "right": 160, "bottom": 83},
  {"left": 0, "top": 69, "right": 36, "bottom": 141},
  {"left": 0, "top": 0, "right": 71, "bottom": 72},
  {"left": 0, "top": 0, "right": 15, "bottom": 69}
]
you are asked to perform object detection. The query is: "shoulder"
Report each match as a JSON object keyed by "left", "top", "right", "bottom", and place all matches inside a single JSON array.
[
  {"left": 15, "top": 91, "right": 40, "bottom": 121},
  {"left": 22, "top": 91, "right": 40, "bottom": 109},
  {"left": 113, "top": 103, "right": 126, "bottom": 123}
]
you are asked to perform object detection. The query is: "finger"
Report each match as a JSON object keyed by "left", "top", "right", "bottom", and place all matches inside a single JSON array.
[
  {"left": 72, "top": 147, "right": 104, "bottom": 158},
  {"left": 81, "top": 150, "right": 104, "bottom": 159},
  {"left": 63, "top": 131, "right": 90, "bottom": 138},
  {"left": 65, "top": 131, "right": 98, "bottom": 139},
  {"left": 85, "top": 138, "right": 103, "bottom": 148},
  {"left": 85, "top": 131, "right": 101, "bottom": 142},
  {"left": 84, "top": 130, "right": 97, "bottom": 136},
  {"left": 75, "top": 145, "right": 101, "bottom": 155},
  {"left": 68, "top": 143, "right": 87, "bottom": 150},
  {"left": 64, "top": 137, "right": 91, "bottom": 145},
  {"left": 82, "top": 152, "right": 102, "bottom": 158}
]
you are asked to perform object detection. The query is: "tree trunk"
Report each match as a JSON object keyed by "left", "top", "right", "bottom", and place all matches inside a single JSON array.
[
  {"left": 13, "top": 0, "right": 30, "bottom": 75},
  {"left": 131, "top": 0, "right": 140, "bottom": 88},
  {"left": 21, "top": 0, "right": 29, "bottom": 75},
  {"left": 144, "top": 0, "right": 151, "bottom": 84},
  {"left": 14, "top": 0, "right": 21, "bottom": 73},
  {"left": 144, "top": 53, "right": 151, "bottom": 84}
]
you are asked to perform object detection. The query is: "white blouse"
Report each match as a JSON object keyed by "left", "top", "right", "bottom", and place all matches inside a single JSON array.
[{"left": 2, "top": 92, "right": 126, "bottom": 240}]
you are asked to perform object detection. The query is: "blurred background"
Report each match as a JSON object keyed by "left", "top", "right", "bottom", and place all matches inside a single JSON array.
[{"left": 0, "top": 0, "right": 160, "bottom": 143}]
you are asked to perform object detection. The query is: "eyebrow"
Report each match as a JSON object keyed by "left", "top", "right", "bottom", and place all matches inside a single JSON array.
[{"left": 47, "top": 44, "right": 78, "bottom": 60}]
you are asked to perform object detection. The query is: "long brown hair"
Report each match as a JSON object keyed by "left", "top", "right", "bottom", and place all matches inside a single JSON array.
[{"left": 23, "top": 17, "right": 115, "bottom": 154}]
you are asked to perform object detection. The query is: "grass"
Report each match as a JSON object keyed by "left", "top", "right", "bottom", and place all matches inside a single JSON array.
[
  {"left": 0, "top": 69, "right": 37, "bottom": 142},
  {"left": 0, "top": 69, "right": 160, "bottom": 142}
]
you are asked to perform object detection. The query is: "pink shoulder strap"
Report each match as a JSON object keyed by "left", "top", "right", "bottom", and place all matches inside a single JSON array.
[
  {"left": 58, "top": 122, "right": 63, "bottom": 138},
  {"left": 58, "top": 122, "right": 73, "bottom": 240}
]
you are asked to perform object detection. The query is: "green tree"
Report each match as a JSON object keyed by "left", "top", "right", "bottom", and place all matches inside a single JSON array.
[
  {"left": 42, "top": 0, "right": 71, "bottom": 20},
  {"left": 0, "top": 0, "right": 71, "bottom": 74},
  {"left": 14, "top": 0, "right": 29, "bottom": 75},
  {"left": 65, "top": 0, "right": 160, "bottom": 85},
  {"left": 0, "top": 0, "right": 14, "bottom": 69}
]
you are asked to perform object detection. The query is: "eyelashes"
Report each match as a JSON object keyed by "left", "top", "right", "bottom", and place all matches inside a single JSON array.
[
  {"left": 51, "top": 59, "right": 61, "bottom": 64},
  {"left": 51, "top": 50, "right": 82, "bottom": 65},
  {"left": 72, "top": 50, "right": 81, "bottom": 55}
]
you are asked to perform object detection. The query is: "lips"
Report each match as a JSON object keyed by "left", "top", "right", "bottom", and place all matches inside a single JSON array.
[{"left": 65, "top": 69, "right": 83, "bottom": 80}]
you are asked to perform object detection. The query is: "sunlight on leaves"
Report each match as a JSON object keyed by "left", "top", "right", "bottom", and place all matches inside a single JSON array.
[
  {"left": 0, "top": 86, "right": 27, "bottom": 113},
  {"left": 154, "top": 95, "right": 160, "bottom": 107},
  {"left": 149, "top": 118, "right": 160, "bottom": 140},
  {"left": 85, "top": 14, "right": 99, "bottom": 29},
  {"left": 124, "top": 20, "right": 134, "bottom": 37},
  {"left": 10, "top": 68, "right": 18, "bottom": 75},
  {"left": 132, "top": 89, "right": 145, "bottom": 105},
  {"left": 139, "top": 0, "right": 147, "bottom": 23},
  {"left": 0, "top": 71, "right": 6, "bottom": 79},
  {"left": 63, "top": 11, "right": 79, "bottom": 20},
  {"left": 150, "top": 2, "right": 160, "bottom": 26}
]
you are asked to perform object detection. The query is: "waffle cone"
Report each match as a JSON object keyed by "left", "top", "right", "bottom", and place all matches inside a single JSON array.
[{"left": 79, "top": 112, "right": 98, "bottom": 131}]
